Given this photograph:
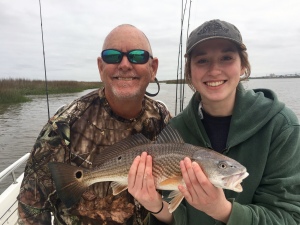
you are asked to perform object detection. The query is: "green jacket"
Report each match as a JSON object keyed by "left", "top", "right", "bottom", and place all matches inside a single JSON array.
[{"left": 154, "top": 83, "right": 300, "bottom": 225}]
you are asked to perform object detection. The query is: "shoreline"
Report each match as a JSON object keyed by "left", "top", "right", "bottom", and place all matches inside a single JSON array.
[
  {"left": 1, "top": 76, "right": 299, "bottom": 104},
  {"left": 161, "top": 76, "right": 300, "bottom": 84},
  {"left": 0, "top": 79, "right": 103, "bottom": 105}
]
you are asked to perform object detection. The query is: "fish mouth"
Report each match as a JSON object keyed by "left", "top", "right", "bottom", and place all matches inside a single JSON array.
[{"left": 222, "top": 171, "right": 249, "bottom": 192}]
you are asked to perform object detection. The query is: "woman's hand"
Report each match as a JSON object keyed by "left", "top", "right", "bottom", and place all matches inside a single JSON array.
[
  {"left": 178, "top": 157, "right": 232, "bottom": 223},
  {"left": 128, "top": 152, "right": 163, "bottom": 213},
  {"left": 128, "top": 152, "right": 173, "bottom": 224}
]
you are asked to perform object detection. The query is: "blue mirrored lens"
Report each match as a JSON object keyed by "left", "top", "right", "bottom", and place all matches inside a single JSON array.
[
  {"left": 102, "top": 49, "right": 122, "bottom": 64},
  {"left": 101, "top": 49, "right": 151, "bottom": 64},
  {"left": 128, "top": 50, "right": 149, "bottom": 64}
]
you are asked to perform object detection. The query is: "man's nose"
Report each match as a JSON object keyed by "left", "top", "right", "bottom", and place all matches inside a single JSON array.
[{"left": 118, "top": 55, "right": 133, "bottom": 70}]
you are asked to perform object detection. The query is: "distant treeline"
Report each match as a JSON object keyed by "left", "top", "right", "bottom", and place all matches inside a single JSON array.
[
  {"left": 160, "top": 79, "right": 185, "bottom": 84},
  {"left": 160, "top": 76, "right": 300, "bottom": 83},
  {"left": 249, "top": 75, "right": 300, "bottom": 79},
  {"left": 0, "top": 78, "right": 102, "bottom": 104}
]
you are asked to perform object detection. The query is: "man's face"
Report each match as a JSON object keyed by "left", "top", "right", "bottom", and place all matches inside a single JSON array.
[{"left": 98, "top": 26, "right": 158, "bottom": 101}]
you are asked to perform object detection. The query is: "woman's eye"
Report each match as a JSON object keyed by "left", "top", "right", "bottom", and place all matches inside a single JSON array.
[
  {"left": 222, "top": 55, "right": 233, "bottom": 61},
  {"left": 197, "top": 59, "right": 208, "bottom": 64}
]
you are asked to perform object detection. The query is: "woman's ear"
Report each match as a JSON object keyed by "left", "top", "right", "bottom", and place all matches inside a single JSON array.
[{"left": 240, "top": 66, "right": 246, "bottom": 76}]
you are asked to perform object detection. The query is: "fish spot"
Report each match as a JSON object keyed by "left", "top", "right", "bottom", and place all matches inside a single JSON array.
[
  {"left": 75, "top": 171, "right": 83, "bottom": 179},
  {"left": 118, "top": 156, "right": 122, "bottom": 161}
]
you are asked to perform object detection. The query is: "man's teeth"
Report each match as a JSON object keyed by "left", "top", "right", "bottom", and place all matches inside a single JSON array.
[
  {"left": 117, "top": 77, "right": 135, "bottom": 81},
  {"left": 206, "top": 81, "right": 224, "bottom": 87}
]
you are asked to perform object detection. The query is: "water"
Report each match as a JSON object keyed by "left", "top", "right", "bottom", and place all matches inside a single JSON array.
[
  {"left": 0, "top": 90, "right": 95, "bottom": 193},
  {"left": 0, "top": 79, "right": 299, "bottom": 193}
]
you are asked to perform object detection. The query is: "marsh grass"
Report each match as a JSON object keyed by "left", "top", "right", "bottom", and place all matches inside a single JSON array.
[{"left": 0, "top": 78, "right": 102, "bottom": 104}]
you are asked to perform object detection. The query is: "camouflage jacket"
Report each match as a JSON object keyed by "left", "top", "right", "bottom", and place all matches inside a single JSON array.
[{"left": 18, "top": 88, "right": 171, "bottom": 225}]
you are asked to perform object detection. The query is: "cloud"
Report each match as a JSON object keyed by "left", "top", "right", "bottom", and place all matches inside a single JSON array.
[{"left": 0, "top": 0, "right": 300, "bottom": 81}]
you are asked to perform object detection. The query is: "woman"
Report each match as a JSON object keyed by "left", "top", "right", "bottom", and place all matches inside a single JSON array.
[{"left": 128, "top": 19, "right": 300, "bottom": 225}]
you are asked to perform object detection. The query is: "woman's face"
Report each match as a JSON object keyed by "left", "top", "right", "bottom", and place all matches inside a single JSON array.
[{"left": 190, "top": 39, "right": 245, "bottom": 110}]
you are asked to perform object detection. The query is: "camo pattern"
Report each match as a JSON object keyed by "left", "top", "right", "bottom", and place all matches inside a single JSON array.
[{"left": 18, "top": 88, "right": 171, "bottom": 225}]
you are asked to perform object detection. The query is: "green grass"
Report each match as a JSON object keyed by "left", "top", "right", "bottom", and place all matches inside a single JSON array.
[{"left": 0, "top": 78, "right": 103, "bottom": 104}]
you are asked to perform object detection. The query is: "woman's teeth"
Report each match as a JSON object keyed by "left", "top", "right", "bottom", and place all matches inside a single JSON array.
[{"left": 206, "top": 81, "right": 224, "bottom": 87}]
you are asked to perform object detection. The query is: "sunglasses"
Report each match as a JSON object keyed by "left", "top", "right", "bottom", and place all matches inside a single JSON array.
[{"left": 101, "top": 49, "right": 153, "bottom": 64}]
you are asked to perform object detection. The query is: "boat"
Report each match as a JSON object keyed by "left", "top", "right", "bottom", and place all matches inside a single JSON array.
[{"left": 0, "top": 153, "right": 30, "bottom": 225}]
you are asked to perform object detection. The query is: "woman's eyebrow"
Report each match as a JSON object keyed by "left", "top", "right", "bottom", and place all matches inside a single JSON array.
[
  {"left": 192, "top": 51, "right": 206, "bottom": 57},
  {"left": 222, "top": 47, "right": 237, "bottom": 53},
  {"left": 192, "top": 46, "right": 238, "bottom": 57}
]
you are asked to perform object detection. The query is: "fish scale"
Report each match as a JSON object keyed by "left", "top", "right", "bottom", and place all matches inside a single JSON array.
[
  {"left": 86, "top": 143, "right": 191, "bottom": 187},
  {"left": 149, "top": 144, "right": 193, "bottom": 186},
  {"left": 48, "top": 125, "right": 249, "bottom": 212}
]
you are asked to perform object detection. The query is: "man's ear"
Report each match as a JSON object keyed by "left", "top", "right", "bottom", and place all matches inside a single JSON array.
[
  {"left": 97, "top": 57, "right": 104, "bottom": 80},
  {"left": 150, "top": 57, "right": 159, "bottom": 81}
]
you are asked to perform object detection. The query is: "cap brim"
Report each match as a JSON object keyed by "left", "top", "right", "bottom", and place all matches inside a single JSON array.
[{"left": 186, "top": 36, "right": 247, "bottom": 55}]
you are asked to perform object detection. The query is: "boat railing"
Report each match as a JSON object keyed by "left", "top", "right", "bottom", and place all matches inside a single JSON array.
[
  {"left": 0, "top": 153, "right": 30, "bottom": 225},
  {"left": 0, "top": 153, "right": 30, "bottom": 184}
]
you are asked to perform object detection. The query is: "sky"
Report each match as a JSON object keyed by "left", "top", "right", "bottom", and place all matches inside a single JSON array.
[{"left": 0, "top": 0, "right": 300, "bottom": 82}]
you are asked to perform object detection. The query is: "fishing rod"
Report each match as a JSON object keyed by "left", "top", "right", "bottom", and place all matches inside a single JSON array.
[
  {"left": 181, "top": 0, "right": 192, "bottom": 111},
  {"left": 175, "top": 0, "right": 192, "bottom": 115},
  {"left": 38, "top": 0, "right": 50, "bottom": 120},
  {"left": 175, "top": 0, "right": 186, "bottom": 116}
]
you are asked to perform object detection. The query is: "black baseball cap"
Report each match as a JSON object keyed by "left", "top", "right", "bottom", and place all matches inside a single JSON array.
[{"left": 186, "top": 19, "right": 246, "bottom": 55}]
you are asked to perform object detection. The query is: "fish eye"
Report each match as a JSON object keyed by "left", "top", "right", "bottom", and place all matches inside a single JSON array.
[
  {"left": 218, "top": 162, "right": 227, "bottom": 169},
  {"left": 118, "top": 156, "right": 122, "bottom": 161},
  {"left": 75, "top": 170, "right": 82, "bottom": 179}
]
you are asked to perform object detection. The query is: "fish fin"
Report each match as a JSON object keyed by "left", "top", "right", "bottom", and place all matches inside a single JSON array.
[
  {"left": 93, "top": 134, "right": 151, "bottom": 165},
  {"left": 232, "top": 183, "right": 243, "bottom": 192},
  {"left": 168, "top": 190, "right": 184, "bottom": 213},
  {"left": 111, "top": 182, "right": 128, "bottom": 195},
  {"left": 159, "top": 176, "right": 183, "bottom": 187},
  {"left": 154, "top": 125, "right": 184, "bottom": 144},
  {"left": 48, "top": 162, "right": 89, "bottom": 208}
]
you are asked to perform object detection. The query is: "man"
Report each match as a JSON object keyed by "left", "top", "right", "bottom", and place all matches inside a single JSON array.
[{"left": 18, "top": 24, "right": 171, "bottom": 225}]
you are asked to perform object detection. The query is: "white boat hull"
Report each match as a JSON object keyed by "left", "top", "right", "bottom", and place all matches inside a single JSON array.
[{"left": 0, "top": 173, "right": 23, "bottom": 225}]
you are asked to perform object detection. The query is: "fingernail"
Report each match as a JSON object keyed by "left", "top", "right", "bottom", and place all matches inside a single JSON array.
[{"left": 192, "top": 161, "right": 197, "bottom": 167}]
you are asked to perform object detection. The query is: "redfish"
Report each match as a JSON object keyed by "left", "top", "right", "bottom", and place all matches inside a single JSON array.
[{"left": 48, "top": 125, "right": 248, "bottom": 212}]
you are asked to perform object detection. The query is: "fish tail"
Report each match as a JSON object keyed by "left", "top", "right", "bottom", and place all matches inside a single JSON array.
[{"left": 48, "top": 162, "right": 89, "bottom": 208}]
